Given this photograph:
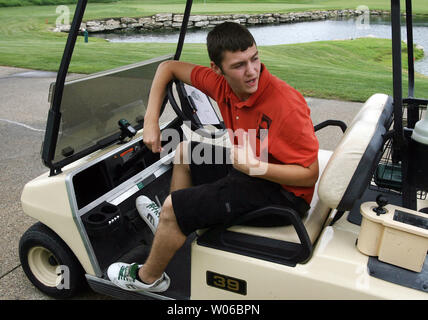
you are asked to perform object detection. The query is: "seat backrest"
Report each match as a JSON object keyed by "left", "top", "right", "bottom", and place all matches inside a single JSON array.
[{"left": 318, "top": 93, "right": 394, "bottom": 211}]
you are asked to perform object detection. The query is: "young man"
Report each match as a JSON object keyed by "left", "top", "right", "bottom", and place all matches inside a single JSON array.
[{"left": 108, "top": 22, "right": 319, "bottom": 292}]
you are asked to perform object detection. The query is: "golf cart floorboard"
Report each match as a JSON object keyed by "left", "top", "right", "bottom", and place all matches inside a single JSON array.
[
  {"left": 86, "top": 274, "right": 172, "bottom": 300},
  {"left": 368, "top": 255, "right": 428, "bottom": 293},
  {"left": 87, "top": 233, "right": 196, "bottom": 300}
]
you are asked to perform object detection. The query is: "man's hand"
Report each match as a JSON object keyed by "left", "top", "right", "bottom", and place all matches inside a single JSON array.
[
  {"left": 143, "top": 120, "right": 163, "bottom": 153},
  {"left": 142, "top": 60, "right": 196, "bottom": 153},
  {"left": 230, "top": 132, "right": 267, "bottom": 175},
  {"left": 230, "top": 131, "right": 318, "bottom": 185}
]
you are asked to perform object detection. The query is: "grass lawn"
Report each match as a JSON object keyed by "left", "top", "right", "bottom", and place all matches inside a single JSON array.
[
  {"left": 0, "top": 1, "right": 427, "bottom": 102},
  {"left": 260, "top": 39, "right": 427, "bottom": 101}
]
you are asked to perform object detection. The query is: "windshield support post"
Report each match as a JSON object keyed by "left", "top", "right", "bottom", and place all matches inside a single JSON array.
[
  {"left": 405, "top": 0, "right": 415, "bottom": 98},
  {"left": 174, "top": 0, "right": 193, "bottom": 61},
  {"left": 390, "top": 0, "right": 404, "bottom": 163},
  {"left": 42, "top": 0, "right": 88, "bottom": 176}
]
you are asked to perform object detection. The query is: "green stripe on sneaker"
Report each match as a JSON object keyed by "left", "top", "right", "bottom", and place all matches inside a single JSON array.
[{"left": 128, "top": 263, "right": 139, "bottom": 281}]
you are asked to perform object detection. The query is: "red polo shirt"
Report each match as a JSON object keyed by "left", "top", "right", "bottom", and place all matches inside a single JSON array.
[{"left": 190, "top": 64, "right": 319, "bottom": 204}]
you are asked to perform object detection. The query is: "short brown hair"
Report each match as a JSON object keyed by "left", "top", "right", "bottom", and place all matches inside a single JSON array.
[{"left": 207, "top": 22, "right": 256, "bottom": 69}]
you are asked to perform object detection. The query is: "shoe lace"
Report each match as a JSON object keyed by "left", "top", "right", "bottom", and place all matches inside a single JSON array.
[
  {"left": 118, "top": 264, "right": 138, "bottom": 282},
  {"left": 147, "top": 202, "right": 160, "bottom": 217}
]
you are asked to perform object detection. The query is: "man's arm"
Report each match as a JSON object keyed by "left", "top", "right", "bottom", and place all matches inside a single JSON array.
[
  {"left": 143, "top": 60, "right": 197, "bottom": 153},
  {"left": 231, "top": 133, "right": 319, "bottom": 187},
  {"left": 233, "top": 151, "right": 319, "bottom": 187},
  {"left": 257, "top": 160, "right": 319, "bottom": 187}
]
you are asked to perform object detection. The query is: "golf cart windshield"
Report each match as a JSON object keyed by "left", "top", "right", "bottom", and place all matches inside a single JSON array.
[
  {"left": 49, "top": 56, "right": 171, "bottom": 165},
  {"left": 42, "top": 0, "right": 193, "bottom": 175}
]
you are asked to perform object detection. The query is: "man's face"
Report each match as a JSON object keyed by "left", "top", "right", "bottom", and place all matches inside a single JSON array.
[{"left": 211, "top": 44, "right": 261, "bottom": 101}]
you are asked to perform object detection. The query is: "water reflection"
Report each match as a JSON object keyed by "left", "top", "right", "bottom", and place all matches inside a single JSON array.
[{"left": 91, "top": 16, "right": 428, "bottom": 76}]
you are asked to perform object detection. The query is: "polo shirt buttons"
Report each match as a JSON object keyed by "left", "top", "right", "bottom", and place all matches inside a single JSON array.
[{"left": 236, "top": 116, "right": 239, "bottom": 120}]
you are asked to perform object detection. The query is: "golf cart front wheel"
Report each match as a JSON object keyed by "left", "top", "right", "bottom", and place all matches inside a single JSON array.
[{"left": 19, "top": 222, "right": 86, "bottom": 299}]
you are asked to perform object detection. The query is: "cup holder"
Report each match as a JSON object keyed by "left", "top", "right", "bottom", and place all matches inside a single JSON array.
[
  {"left": 88, "top": 213, "right": 106, "bottom": 223},
  {"left": 100, "top": 204, "right": 118, "bottom": 214},
  {"left": 83, "top": 202, "right": 122, "bottom": 237}
]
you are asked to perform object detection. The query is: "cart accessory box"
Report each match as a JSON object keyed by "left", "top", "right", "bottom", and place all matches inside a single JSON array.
[{"left": 358, "top": 201, "right": 428, "bottom": 272}]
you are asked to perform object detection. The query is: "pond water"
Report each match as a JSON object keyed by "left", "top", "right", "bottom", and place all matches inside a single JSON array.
[{"left": 92, "top": 16, "right": 428, "bottom": 76}]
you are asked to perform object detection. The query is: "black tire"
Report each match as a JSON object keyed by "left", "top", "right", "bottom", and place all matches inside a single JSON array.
[{"left": 19, "top": 222, "right": 87, "bottom": 299}]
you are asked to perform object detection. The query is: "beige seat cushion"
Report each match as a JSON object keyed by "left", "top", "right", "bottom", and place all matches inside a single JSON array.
[
  {"left": 317, "top": 93, "right": 390, "bottom": 209},
  {"left": 227, "top": 149, "right": 332, "bottom": 244}
]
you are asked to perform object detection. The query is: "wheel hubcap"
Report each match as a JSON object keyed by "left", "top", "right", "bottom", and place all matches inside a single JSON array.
[{"left": 27, "top": 246, "right": 60, "bottom": 287}]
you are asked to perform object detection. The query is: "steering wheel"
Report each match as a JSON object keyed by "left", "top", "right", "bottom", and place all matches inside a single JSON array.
[{"left": 166, "top": 80, "right": 227, "bottom": 139}]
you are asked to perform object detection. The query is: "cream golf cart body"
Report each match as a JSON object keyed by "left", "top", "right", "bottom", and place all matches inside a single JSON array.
[{"left": 19, "top": 0, "right": 428, "bottom": 299}]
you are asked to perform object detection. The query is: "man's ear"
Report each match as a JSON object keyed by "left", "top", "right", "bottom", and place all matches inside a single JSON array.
[{"left": 210, "top": 61, "right": 223, "bottom": 75}]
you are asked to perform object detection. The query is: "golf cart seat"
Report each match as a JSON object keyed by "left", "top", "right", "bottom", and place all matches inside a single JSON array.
[{"left": 197, "top": 93, "right": 394, "bottom": 266}]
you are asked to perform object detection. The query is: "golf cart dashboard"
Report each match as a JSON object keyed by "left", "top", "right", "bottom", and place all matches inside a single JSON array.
[
  {"left": 71, "top": 119, "right": 182, "bottom": 211},
  {"left": 72, "top": 139, "right": 148, "bottom": 210}
]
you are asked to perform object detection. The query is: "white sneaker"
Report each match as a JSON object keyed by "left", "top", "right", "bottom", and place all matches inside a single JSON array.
[
  {"left": 107, "top": 262, "right": 170, "bottom": 292},
  {"left": 136, "top": 196, "right": 160, "bottom": 234}
]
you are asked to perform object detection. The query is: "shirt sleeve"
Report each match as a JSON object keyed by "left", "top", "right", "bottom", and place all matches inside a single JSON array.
[{"left": 190, "top": 65, "right": 225, "bottom": 101}]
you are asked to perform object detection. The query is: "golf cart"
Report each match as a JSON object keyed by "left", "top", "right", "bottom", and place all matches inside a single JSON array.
[{"left": 19, "top": 0, "right": 428, "bottom": 299}]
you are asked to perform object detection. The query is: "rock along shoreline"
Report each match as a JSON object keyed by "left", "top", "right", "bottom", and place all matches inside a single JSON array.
[{"left": 53, "top": 9, "right": 391, "bottom": 34}]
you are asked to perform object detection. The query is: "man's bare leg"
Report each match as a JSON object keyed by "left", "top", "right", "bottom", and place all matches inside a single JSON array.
[
  {"left": 138, "top": 141, "right": 192, "bottom": 283},
  {"left": 139, "top": 195, "right": 186, "bottom": 283},
  {"left": 170, "top": 141, "right": 192, "bottom": 192}
]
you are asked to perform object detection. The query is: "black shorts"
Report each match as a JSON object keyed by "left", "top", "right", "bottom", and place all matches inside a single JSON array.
[{"left": 171, "top": 142, "right": 309, "bottom": 236}]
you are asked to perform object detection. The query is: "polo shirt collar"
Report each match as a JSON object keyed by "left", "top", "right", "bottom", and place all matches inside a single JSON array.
[{"left": 227, "top": 63, "right": 271, "bottom": 109}]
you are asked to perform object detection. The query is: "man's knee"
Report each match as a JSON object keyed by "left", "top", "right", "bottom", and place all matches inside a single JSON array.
[
  {"left": 160, "top": 195, "right": 186, "bottom": 240},
  {"left": 160, "top": 196, "right": 177, "bottom": 226}
]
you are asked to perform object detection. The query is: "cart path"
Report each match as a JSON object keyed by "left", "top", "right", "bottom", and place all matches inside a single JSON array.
[
  {"left": 0, "top": 66, "right": 363, "bottom": 299},
  {"left": 0, "top": 118, "right": 45, "bottom": 132}
]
